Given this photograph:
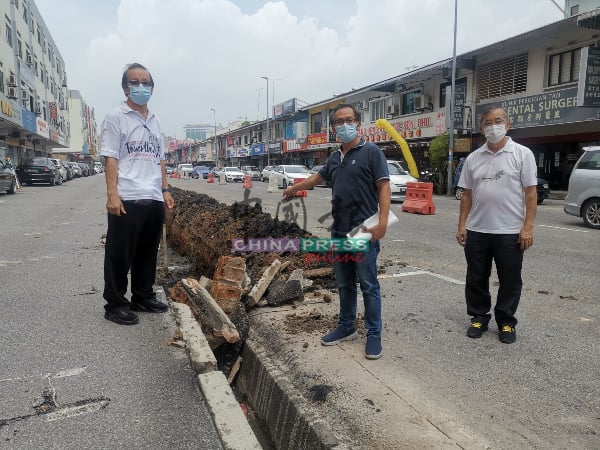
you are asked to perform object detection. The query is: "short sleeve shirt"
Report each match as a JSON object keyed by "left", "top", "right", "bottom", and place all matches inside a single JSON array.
[
  {"left": 458, "top": 137, "right": 537, "bottom": 233},
  {"left": 319, "top": 139, "right": 390, "bottom": 235},
  {"left": 100, "top": 103, "right": 164, "bottom": 202}
]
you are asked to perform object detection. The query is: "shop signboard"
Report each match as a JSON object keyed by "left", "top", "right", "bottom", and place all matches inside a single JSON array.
[
  {"left": 273, "top": 98, "right": 296, "bottom": 118},
  {"left": 0, "top": 95, "right": 23, "bottom": 126},
  {"left": 307, "top": 132, "right": 329, "bottom": 149},
  {"left": 477, "top": 87, "right": 600, "bottom": 129},
  {"left": 237, "top": 147, "right": 249, "bottom": 157},
  {"left": 283, "top": 139, "right": 308, "bottom": 152},
  {"left": 36, "top": 117, "right": 49, "bottom": 138},
  {"left": 577, "top": 46, "right": 600, "bottom": 107},
  {"left": 454, "top": 82, "right": 467, "bottom": 129},
  {"left": 360, "top": 110, "right": 447, "bottom": 142},
  {"left": 21, "top": 108, "right": 37, "bottom": 133},
  {"left": 251, "top": 143, "right": 265, "bottom": 156}
]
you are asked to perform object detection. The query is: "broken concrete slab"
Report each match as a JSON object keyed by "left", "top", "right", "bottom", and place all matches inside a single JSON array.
[{"left": 246, "top": 259, "right": 281, "bottom": 308}]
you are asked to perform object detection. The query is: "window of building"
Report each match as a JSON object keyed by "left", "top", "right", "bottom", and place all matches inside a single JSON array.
[
  {"left": 402, "top": 90, "right": 422, "bottom": 115},
  {"left": 310, "top": 111, "right": 323, "bottom": 134},
  {"left": 548, "top": 47, "right": 581, "bottom": 87},
  {"left": 23, "top": 4, "right": 28, "bottom": 22},
  {"left": 439, "top": 77, "right": 467, "bottom": 108},
  {"left": 5, "top": 21, "right": 12, "bottom": 48},
  {"left": 17, "top": 35, "right": 22, "bottom": 58},
  {"left": 37, "top": 26, "right": 41, "bottom": 45},
  {"left": 0, "top": 71, "right": 4, "bottom": 94},
  {"left": 571, "top": 5, "right": 579, "bottom": 16},
  {"left": 370, "top": 98, "right": 387, "bottom": 122},
  {"left": 477, "top": 52, "right": 528, "bottom": 100}
]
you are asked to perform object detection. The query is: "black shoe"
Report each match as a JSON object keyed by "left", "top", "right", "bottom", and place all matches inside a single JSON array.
[
  {"left": 131, "top": 296, "right": 168, "bottom": 313},
  {"left": 499, "top": 325, "right": 517, "bottom": 344},
  {"left": 466, "top": 321, "right": 488, "bottom": 338},
  {"left": 105, "top": 306, "right": 139, "bottom": 325}
]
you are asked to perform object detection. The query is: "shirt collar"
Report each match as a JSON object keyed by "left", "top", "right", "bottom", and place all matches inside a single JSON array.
[
  {"left": 119, "top": 101, "right": 155, "bottom": 121},
  {"left": 336, "top": 137, "right": 366, "bottom": 160},
  {"left": 484, "top": 136, "right": 513, "bottom": 153}
]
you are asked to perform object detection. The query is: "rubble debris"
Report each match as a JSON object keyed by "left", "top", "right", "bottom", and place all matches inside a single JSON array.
[
  {"left": 246, "top": 259, "right": 281, "bottom": 308},
  {"left": 179, "top": 277, "right": 241, "bottom": 349},
  {"left": 266, "top": 269, "right": 305, "bottom": 307},
  {"left": 210, "top": 256, "right": 247, "bottom": 314}
]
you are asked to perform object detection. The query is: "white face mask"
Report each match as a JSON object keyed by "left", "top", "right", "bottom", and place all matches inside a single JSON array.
[{"left": 484, "top": 124, "right": 507, "bottom": 144}]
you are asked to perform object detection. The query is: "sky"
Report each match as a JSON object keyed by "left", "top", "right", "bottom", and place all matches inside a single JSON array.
[{"left": 33, "top": 0, "right": 565, "bottom": 138}]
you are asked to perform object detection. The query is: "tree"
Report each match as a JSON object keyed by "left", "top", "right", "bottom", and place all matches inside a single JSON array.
[{"left": 428, "top": 132, "right": 450, "bottom": 194}]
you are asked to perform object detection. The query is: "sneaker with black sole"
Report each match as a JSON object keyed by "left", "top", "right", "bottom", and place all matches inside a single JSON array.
[
  {"left": 321, "top": 326, "right": 358, "bottom": 346},
  {"left": 131, "top": 296, "right": 169, "bottom": 313},
  {"left": 466, "top": 321, "right": 489, "bottom": 338},
  {"left": 499, "top": 325, "right": 517, "bottom": 344},
  {"left": 365, "top": 335, "right": 382, "bottom": 360},
  {"left": 105, "top": 307, "right": 139, "bottom": 325}
]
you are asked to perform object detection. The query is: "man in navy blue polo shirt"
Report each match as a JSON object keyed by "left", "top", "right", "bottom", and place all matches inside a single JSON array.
[{"left": 283, "top": 104, "right": 391, "bottom": 359}]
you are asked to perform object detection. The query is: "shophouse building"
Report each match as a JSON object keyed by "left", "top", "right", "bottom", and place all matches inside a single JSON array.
[
  {"left": 52, "top": 90, "right": 96, "bottom": 162},
  {"left": 0, "top": 0, "right": 70, "bottom": 163}
]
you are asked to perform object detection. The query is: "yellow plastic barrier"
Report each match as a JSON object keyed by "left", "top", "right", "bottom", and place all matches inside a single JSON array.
[{"left": 375, "top": 119, "right": 419, "bottom": 179}]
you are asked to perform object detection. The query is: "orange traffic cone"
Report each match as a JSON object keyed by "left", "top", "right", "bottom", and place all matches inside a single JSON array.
[{"left": 207, "top": 173, "right": 214, "bottom": 183}]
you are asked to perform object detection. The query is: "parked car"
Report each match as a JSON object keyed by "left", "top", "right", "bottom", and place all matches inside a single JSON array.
[
  {"left": 241, "top": 165, "right": 261, "bottom": 180},
  {"left": 261, "top": 166, "right": 274, "bottom": 182},
  {"left": 220, "top": 166, "right": 245, "bottom": 182},
  {"left": 0, "top": 160, "right": 17, "bottom": 194},
  {"left": 61, "top": 161, "right": 74, "bottom": 181},
  {"left": 78, "top": 163, "right": 90, "bottom": 177},
  {"left": 270, "top": 165, "right": 312, "bottom": 189},
  {"left": 211, "top": 167, "right": 222, "bottom": 179},
  {"left": 387, "top": 160, "right": 418, "bottom": 202},
  {"left": 177, "top": 163, "right": 194, "bottom": 177},
  {"left": 68, "top": 162, "right": 83, "bottom": 177},
  {"left": 564, "top": 146, "right": 600, "bottom": 229},
  {"left": 16, "top": 157, "right": 62, "bottom": 186},
  {"left": 94, "top": 161, "right": 104, "bottom": 173},
  {"left": 191, "top": 165, "right": 210, "bottom": 179},
  {"left": 537, "top": 178, "right": 550, "bottom": 204},
  {"left": 166, "top": 166, "right": 174, "bottom": 175},
  {"left": 310, "top": 165, "right": 329, "bottom": 187},
  {"left": 50, "top": 158, "right": 68, "bottom": 182}
]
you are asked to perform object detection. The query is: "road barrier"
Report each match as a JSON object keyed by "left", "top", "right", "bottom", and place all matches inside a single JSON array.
[
  {"left": 219, "top": 172, "right": 227, "bottom": 185},
  {"left": 207, "top": 173, "right": 214, "bottom": 183},
  {"left": 267, "top": 175, "right": 278, "bottom": 192},
  {"left": 402, "top": 182, "right": 435, "bottom": 215},
  {"left": 243, "top": 174, "right": 253, "bottom": 189}
]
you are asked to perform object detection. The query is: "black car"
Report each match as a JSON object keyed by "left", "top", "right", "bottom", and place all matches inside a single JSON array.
[
  {"left": 78, "top": 163, "right": 90, "bottom": 177},
  {"left": 537, "top": 178, "right": 550, "bottom": 205},
  {"left": 16, "top": 157, "right": 62, "bottom": 186},
  {"left": 0, "top": 160, "right": 17, "bottom": 194}
]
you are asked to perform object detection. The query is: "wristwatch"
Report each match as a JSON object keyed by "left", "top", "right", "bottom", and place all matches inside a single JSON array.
[{"left": 161, "top": 188, "right": 171, "bottom": 193}]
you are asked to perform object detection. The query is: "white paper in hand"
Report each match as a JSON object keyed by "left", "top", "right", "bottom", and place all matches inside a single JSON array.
[{"left": 346, "top": 210, "right": 399, "bottom": 240}]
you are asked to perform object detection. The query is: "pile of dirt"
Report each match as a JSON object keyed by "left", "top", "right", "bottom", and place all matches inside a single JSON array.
[{"left": 164, "top": 187, "right": 333, "bottom": 286}]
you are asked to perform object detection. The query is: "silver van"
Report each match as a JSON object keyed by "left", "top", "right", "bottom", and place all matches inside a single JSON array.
[{"left": 564, "top": 147, "right": 600, "bottom": 229}]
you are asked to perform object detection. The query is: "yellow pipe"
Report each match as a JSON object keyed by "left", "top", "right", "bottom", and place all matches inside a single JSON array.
[{"left": 375, "top": 119, "right": 420, "bottom": 179}]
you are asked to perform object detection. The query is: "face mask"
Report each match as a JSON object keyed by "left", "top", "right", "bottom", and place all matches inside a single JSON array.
[
  {"left": 484, "top": 124, "right": 506, "bottom": 144},
  {"left": 129, "top": 85, "right": 152, "bottom": 106},
  {"left": 335, "top": 123, "right": 358, "bottom": 143}
]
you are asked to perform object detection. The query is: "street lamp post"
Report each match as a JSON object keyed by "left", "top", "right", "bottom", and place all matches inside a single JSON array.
[
  {"left": 210, "top": 108, "right": 217, "bottom": 164},
  {"left": 261, "top": 76, "right": 270, "bottom": 166},
  {"left": 447, "top": 0, "right": 458, "bottom": 196}
]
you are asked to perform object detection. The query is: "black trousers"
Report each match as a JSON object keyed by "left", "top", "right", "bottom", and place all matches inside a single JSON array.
[
  {"left": 464, "top": 230, "right": 524, "bottom": 327},
  {"left": 103, "top": 200, "right": 165, "bottom": 311}
]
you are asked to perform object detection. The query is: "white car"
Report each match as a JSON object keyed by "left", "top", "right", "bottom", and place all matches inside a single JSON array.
[
  {"left": 261, "top": 166, "right": 274, "bottom": 182},
  {"left": 177, "top": 163, "right": 193, "bottom": 177},
  {"left": 241, "top": 165, "right": 261, "bottom": 180},
  {"left": 270, "top": 165, "right": 312, "bottom": 189},
  {"left": 220, "top": 166, "right": 245, "bottom": 182},
  {"left": 50, "top": 158, "right": 67, "bottom": 183},
  {"left": 387, "top": 160, "right": 418, "bottom": 202}
]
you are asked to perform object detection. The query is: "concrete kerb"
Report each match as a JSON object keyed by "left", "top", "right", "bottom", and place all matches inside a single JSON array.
[{"left": 167, "top": 299, "right": 261, "bottom": 449}]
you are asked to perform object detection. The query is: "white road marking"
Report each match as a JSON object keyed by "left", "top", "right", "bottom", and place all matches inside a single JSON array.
[
  {"left": 0, "top": 366, "right": 86, "bottom": 383},
  {"left": 379, "top": 269, "right": 465, "bottom": 285},
  {"left": 539, "top": 224, "right": 589, "bottom": 233},
  {"left": 46, "top": 400, "right": 109, "bottom": 422}
]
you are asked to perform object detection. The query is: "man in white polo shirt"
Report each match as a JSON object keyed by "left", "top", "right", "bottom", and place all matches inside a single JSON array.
[
  {"left": 101, "top": 63, "right": 174, "bottom": 325},
  {"left": 456, "top": 105, "right": 537, "bottom": 344}
]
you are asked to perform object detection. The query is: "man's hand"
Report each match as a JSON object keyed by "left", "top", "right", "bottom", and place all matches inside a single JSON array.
[
  {"left": 106, "top": 194, "right": 126, "bottom": 216},
  {"left": 518, "top": 226, "right": 534, "bottom": 250},
  {"left": 164, "top": 192, "right": 175, "bottom": 209},
  {"left": 364, "top": 222, "right": 387, "bottom": 241},
  {"left": 282, "top": 186, "right": 297, "bottom": 202},
  {"left": 456, "top": 226, "right": 467, "bottom": 247}
]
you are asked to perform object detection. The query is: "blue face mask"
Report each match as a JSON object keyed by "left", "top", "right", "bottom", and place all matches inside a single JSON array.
[
  {"left": 335, "top": 123, "right": 358, "bottom": 143},
  {"left": 129, "top": 85, "right": 152, "bottom": 105}
]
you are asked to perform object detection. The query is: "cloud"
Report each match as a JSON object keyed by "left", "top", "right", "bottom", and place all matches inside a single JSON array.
[{"left": 35, "top": 0, "right": 563, "bottom": 136}]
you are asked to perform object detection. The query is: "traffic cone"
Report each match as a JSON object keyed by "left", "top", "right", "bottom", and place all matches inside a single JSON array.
[{"left": 207, "top": 173, "right": 214, "bottom": 183}]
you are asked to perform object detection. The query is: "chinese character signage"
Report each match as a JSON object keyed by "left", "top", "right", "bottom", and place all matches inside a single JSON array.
[{"left": 577, "top": 46, "right": 600, "bottom": 107}]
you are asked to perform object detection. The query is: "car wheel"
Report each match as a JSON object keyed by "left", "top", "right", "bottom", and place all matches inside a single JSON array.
[
  {"left": 7, "top": 180, "right": 16, "bottom": 194},
  {"left": 58, "top": 175, "right": 64, "bottom": 185},
  {"left": 582, "top": 199, "right": 600, "bottom": 229},
  {"left": 537, "top": 196, "right": 544, "bottom": 205},
  {"left": 50, "top": 176, "right": 56, "bottom": 186},
  {"left": 283, "top": 179, "right": 288, "bottom": 189},
  {"left": 455, "top": 187, "right": 463, "bottom": 200}
]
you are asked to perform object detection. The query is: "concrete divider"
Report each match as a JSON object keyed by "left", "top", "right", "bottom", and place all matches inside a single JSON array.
[{"left": 267, "top": 175, "right": 278, "bottom": 192}]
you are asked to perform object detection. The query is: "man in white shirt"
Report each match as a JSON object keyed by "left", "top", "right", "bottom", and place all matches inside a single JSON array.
[
  {"left": 101, "top": 63, "right": 174, "bottom": 325},
  {"left": 456, "top": 105, "right": 537, "bottom": 344}
]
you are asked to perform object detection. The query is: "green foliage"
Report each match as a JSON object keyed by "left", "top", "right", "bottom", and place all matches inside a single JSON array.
[
  {"left": 428, "top": 132, "right": 450, "bottom": 168},
  {"left": 240, "top": 120, "right": 251, "bottom": 128}
]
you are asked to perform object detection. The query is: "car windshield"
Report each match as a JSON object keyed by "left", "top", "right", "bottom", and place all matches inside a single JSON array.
[
  {"left": 387, "top": 163, "right": 408, "bottom": 175},
  {"left": 24, "top": 157, "right": 49, "bottom": 165},
  {"left": 225, "top": 167, "right": 240, "bottom": 172},
  {"left": 285, "top": 166, "right": 309, "bottom": 173},
  {"left": 246, "top": 166, "right": 258, "bottom": 170},
  {"left": 577, "top": 150, "right": 600, "bottom": 170}
]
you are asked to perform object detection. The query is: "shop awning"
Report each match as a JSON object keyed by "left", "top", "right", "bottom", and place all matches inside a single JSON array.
[{"left": 577, "top": 9, "right": 600, "bottom": 30}]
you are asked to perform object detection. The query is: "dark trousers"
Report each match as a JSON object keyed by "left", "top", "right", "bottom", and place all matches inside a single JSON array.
[
  {"left": 103, "top": 200, "right": 165, "bottom": 311},
  {"left": 464, "top": 230, "right": 524, "bottom": 327}
]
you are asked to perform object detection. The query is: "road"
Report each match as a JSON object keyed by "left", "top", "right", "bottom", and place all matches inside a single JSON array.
[
  {"left": 168, "top": 176, "right": 600, "bottom": 449},
  {"left": 0, "top": 176, "right": 224, "bottom": 449}
]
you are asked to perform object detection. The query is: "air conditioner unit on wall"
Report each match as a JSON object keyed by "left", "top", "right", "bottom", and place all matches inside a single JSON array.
[
  {"left": 386, "top": 104, "right": 399, "bottom": 115},
  {"left": 26, "top": 54, "right": 33, "bottom": 65},
  {"left": 21, "top": 90, "right": 29, "bottom": 100},
  {"left": 7, "top": 87, "right": 17, "bottom": 98},
  {"left": 414, "top": 95, "right": 429, "bottom": 110},
  {"left": 8, "top": 75, "right": 17, "bottom": 86}
]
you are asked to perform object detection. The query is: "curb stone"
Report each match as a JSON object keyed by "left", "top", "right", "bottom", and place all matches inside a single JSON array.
[{"left": 161, "top": 291, "right": 261, "bottom": 449}]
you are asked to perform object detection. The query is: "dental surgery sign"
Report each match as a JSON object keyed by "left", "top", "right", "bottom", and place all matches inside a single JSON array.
[
  {"left": 577, "top": 46, "right": 600, "bottom": 107},
  {"left": 477, "top": 86, "right": 600, "bottom": 129}
]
